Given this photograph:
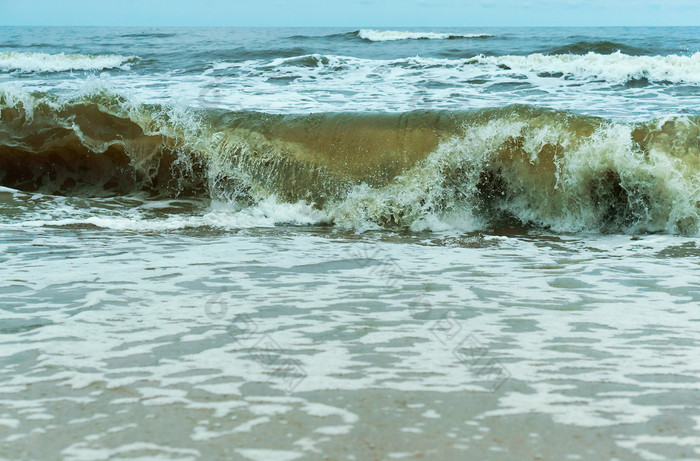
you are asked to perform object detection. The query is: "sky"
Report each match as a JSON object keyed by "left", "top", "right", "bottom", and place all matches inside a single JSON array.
[{"left": 1, "top": 0, "right": 699, "bottom": 27}]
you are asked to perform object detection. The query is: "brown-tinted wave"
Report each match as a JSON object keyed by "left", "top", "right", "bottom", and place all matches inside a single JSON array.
[
  {"left": 0, "top": 93, "right": 206, "bottom": 195},
  {"left": 1, "top": 91, "right": 699, "bottom": 234}
]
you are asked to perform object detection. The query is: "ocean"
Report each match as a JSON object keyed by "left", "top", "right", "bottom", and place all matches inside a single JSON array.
[{"left": 1, "top": 26, "right": 700, "bottom": 460}]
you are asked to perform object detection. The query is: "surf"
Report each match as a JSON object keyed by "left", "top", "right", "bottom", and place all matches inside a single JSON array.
[
  {"left": 0, "top": 90, "right": 698, "bottom": 235},
  {"left": 0, "top": 51, "right": 139, "bottom": 73}
]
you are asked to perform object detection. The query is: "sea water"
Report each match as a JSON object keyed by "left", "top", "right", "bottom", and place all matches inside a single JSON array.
[{"left": 1, "top": 27, "right": 700, "bottom": 460}]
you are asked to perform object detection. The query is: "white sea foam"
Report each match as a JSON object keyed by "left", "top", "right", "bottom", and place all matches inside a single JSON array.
[
  {"left": 235, "top": 449, "right": 303, "bottom": 461},
  {"left": 4, "top": 51, "right": 699, "bottom": 118},
  {"left": 168, "top": 52, "right": 700, "bottom": 117},
  {"left": 477, "top": 51, "right": 700, "bottom": 84},
  {"left": 0, "top": 51, "right": 137, "bottom": 73},
  {"left": 358, "top": 29, "right": 491, "bottom": 41},
  {"left": 265, "top": 51, "right": 700, "bottom": 86},
  {"left": 0, "top": 195, "right": 329, "bottom": 231}
]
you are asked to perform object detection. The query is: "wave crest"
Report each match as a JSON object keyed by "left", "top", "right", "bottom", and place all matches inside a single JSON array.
[
  {"left": 232, "top": 52, "right": 700, "bottom": 87},
  {"left": 543, "top": 41, "right": 650, "bottom": 56},
  {"left": 357, "top": 29, "right": 492, "bottom": 42},
  {"left": 475, "top": 51, "right": 700, "bottom": 84},
  {"left": 1, "top": 90, "right": 698, "bottom": 235},
  {"left": 0, "top": 52, "right": 138, "bottom": 73}
]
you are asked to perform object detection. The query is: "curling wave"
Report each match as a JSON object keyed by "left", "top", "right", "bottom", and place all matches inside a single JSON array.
[
  {"left": 0, "top": 51, "right": 138, "bottom": 73},
  {"left": 1, "top": 89, "right": 698, "bottom": 235}
]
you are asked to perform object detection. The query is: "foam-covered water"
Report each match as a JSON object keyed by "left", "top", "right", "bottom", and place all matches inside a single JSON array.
[{"left": 1, "top": 27, "right": 700, "bottom": 460}]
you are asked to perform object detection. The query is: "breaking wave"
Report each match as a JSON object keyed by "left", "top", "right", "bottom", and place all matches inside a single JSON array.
[
  {"left": 1, "top": 89, "right": 698, "bottom": 235},
  {"left": 0, "top": 52, "right": 138, "bottom": 73},
  {"left": 237, "top": 51, "right": 700, "bottom": 86},
  {"left": 543, "top": 41, "right": 651, "bottom": 56},
  {"left": 357, "top": 30, "right": 492, "bottom": 42},
  {"left": 474, "top": 51, "right": 700, "bottom": 84}
]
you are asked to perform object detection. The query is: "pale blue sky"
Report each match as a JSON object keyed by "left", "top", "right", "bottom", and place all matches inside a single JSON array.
[{"left": 2, "top": 0, "right": 699, "bottom": 27}]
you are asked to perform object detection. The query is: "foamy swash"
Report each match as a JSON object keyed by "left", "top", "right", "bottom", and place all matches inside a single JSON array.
[{"left": 1, "top": 91, "right": 698, "bottom": 235}]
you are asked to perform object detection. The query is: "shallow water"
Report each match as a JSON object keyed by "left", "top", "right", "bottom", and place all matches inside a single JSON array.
[
  {"left": 2, "top": 224, "right": 699, "bottom": 460},
  {"left": 1, "top": 26, "right": 700, "bottom": 460}
]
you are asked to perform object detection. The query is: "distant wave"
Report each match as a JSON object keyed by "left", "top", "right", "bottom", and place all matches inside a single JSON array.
[
  {"left": 357, "top": 29, "right": 492, "bottom": 42},
  {"left": 0, "top": 52, "right": 138, "bottom": 73},
  {"left": 288, "top": 32, "right": 357, "bottom": 40},
  {"left": 120, "top": 32, "right": 176, "bottom": 39},
  {"left": 475, "top": 51, "right": 700, "bottom": 84},
  {"left": 543, "top": 41, "right": 650, "bottom": 56}
]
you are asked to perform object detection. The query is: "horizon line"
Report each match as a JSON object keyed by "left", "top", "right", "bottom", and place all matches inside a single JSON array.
[{"left": 2, "top": 24, "right": 699, "bottom": 28}]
